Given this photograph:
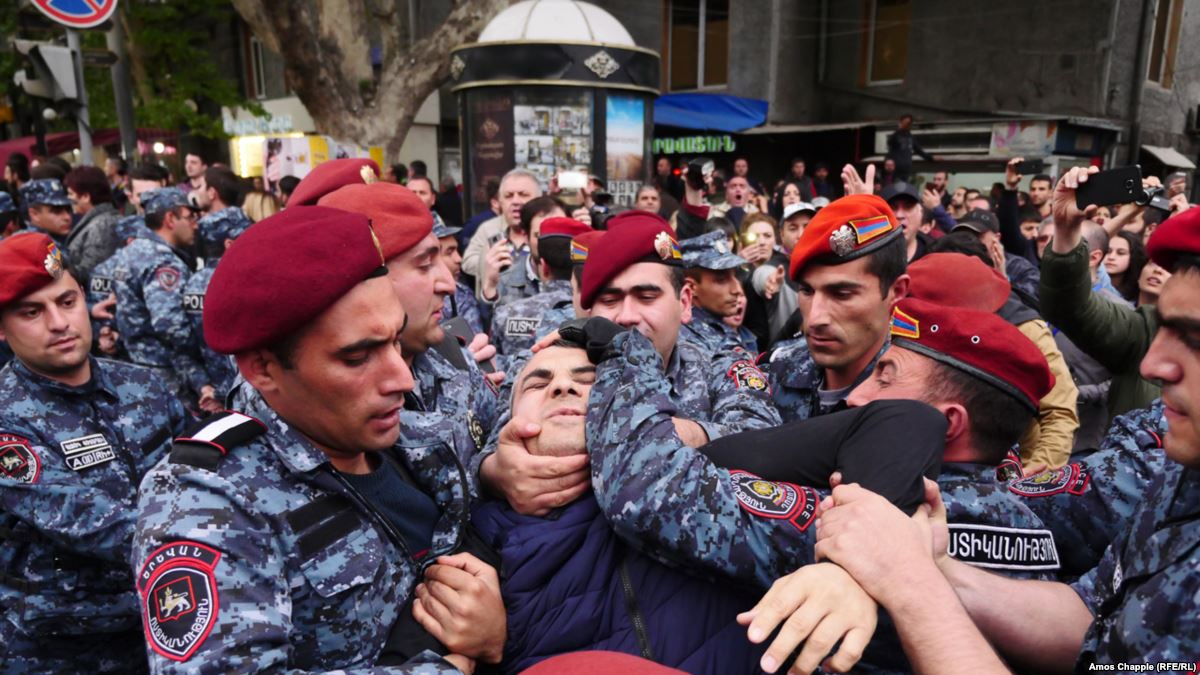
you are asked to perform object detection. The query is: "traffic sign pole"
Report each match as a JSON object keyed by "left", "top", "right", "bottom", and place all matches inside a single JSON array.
[
  {"left": 106, "top": 19, "right": 137, "bottom": 161},
  {"left": 65, "top": 29, "right": 92, "bottom": 166}
]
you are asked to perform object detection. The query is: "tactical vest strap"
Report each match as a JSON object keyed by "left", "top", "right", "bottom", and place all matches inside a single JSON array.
[{"left": 169, "top": 411, "right": 267, "bottom": 469}]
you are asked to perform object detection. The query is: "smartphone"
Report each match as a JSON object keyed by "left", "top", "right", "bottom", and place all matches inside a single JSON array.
[
  {"left": 1075, "top": 165, "right": 1143, "bottom": 209},
  {"left": 558, "top": 170, "right": 587, "bottom": 190},
  {"left": 440, "top": 316, "right": 495, "bottom": 373},
  {"left": 685, "top": 159, "right": 714, "bottom": 191},
  {"left": 1016, "top": 159, "right": 1045, "bottom": 175}
]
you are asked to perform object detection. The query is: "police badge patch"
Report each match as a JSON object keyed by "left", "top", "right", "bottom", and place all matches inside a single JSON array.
[
  {"left": 0, "top": 434, "right": 40, "bottom": 483},
  {"left": 1007, "top": 464, "right": 1090, "bottom": 498},
  {"left": 728, "top": 360, "right": 769, "bottom": 392},
  {"left": 729, "top": 470, "right": 818, "bottom": 532},
  {"left": 154, "top": 266, "right": 181, "bottom": 291},
  {"left": 138, "top": 541, "right": 221, "bottom": 662}
]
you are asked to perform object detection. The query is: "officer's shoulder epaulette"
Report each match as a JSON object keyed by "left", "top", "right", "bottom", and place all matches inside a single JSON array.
[{"left": 169, "top": 411, "right": 267, "bottom": 471}]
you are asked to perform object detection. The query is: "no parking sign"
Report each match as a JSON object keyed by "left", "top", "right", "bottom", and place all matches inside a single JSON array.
[{"left": 32, "top": 0, "right": 119, "bottom": 29}]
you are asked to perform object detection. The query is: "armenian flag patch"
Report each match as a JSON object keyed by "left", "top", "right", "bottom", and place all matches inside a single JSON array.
[
  {"left": 891, "top": 307, "right": 920, "bottom": 339},
  {"left": 850, "top": 215, "right": 893, "bottom": 244}
]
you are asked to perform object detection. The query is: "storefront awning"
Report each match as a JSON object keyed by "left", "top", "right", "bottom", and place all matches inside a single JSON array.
[
  {"left": 653, "top": 93, "right": 767, "bottom": 133},
  {"left": 1142, "top": 144, "right": 1196, "bottom": 169},
  {"left": 0, "top": 128, "right": 177, "bottom": 162}
]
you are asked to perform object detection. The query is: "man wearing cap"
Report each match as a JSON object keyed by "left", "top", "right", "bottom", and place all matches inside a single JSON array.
[
  {"left": 111, "top": 188, "right": 213, "bottom": 409},
  {"left": 678, "top": 231, "right": 756, "bottom": 354},
  {"left": 182, "top": 206, "right": 254, "bottom": 407},
  {"left": 952, "top": 207, "right": 1041, "bottom": 306},
  {"left": 437, "top": 221, "right": 484, "bottom": 336},
  {"left": 763, "top": 209, "right": 1200, "bottom": 672},
  {"left": 132, "top": 207, "right": 501, "bottom": 672},
  {"left": 766, "top": 194, "right": 909, "bottom": 423},
  {"left": 491, "top": 216, "right": 589, "bottom": 356},
  {"left": 0, "top": 232, "right": 188, "bottom": 672},
  {"left": 18, "top": 178, "right": 73, "bottom": 247},
  {"left": 319, "top": 182, "right": 501, "bottom": 465}
]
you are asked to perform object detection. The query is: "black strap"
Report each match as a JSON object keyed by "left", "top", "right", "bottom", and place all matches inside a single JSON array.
[
  {"left": 168, "top": 440, "right": 223, "bottom": 471},
  {"left": 0, "top": 525, "right": 37, "bottom": 543},
  {"left": 296, "top": 509, "right": 365, "bottom": 560},
  {"left": 618, "top": 546, "right": 655, "bottom": 662},
  {"left": 285, "top": 494, "right": 354, "bottom": 533},
  {"left": 139, "top": 425, "right": 173, "bottom": 456}
]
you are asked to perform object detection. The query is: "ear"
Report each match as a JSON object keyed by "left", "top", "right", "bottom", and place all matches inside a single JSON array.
[
  {"left": 888, "top": 273, "right": 911, "bottom": 303},
  {"left": 539, "top": 259, "right": 551, "bottom": 280},
  {"left": 941, "top": 402, "right": 970, "bottom": 445},
  {"left": 224, "top": 238, "right": 235, "bottom": 252},
  {"left": 678, "top": 281, "right": 694, "bottom": 324},
  {"left": 235, "top": 349, "right": 281, "bottom": 395}
]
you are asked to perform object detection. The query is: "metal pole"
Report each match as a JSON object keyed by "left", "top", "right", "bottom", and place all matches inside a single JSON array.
[
  {"left": 107, "top": 19, "right": 137, "bottom": 161},
  {"left": 1127, "top": 0, "right": 1156, "bottom": 165},
  {"left": 65, "top": 30, "right": 93, "bottom": 166}
]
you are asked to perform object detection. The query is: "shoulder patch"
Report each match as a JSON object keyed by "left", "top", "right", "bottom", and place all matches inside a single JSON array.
[
  {"left": 138, "top": 541, "right": 221, "bottom": 662},
  {"left": 1008, "top": 464, "right": 1089, "bottom": 498},
  {"left": 947, "top": 523, "right": 1060, "bottom": 571},
  {"left": 154, "top": 266, "right": 181, "bottom": 291},
  {"left": 728, "top": 360, "right": 770, "bottom": 393},
  {"left": 169, "top": 412, "right": 266, "bottom": 469},
  {"left": 0, "top": 434, "right": 40, "bottom": 484},
  {"left": 182, "top": 292, "right": 204, "bottom": 314},
  {"left": 90, "top": 275, "right": 113, "bottom": 295},
  {"left": 729, "top": 470, "right": 818, "bottom": 532},
  {"left": 505, "top": 317, "right": 540, "bottom": 337}
]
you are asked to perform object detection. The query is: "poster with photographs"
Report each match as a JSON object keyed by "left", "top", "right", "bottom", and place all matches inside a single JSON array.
[{"left": 513, "top": 90, "right": 593, "bottom": 185}]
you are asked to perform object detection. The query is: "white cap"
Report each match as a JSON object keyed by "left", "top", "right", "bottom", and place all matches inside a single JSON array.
[
  {"left": 811, "top": 196, "right": 832, "bottom": 209},
  {"left": 782, "top": 202, "right": 816, "bottom": 220}
]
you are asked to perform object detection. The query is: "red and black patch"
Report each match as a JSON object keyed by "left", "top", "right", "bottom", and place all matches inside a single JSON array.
[
  {"left": 0, "top": 434, "right": 40, "bottom": 484},
  {"left": 995, "top": 449, "right": 1024, "bottom": 483},
  {"left": 137, "top": 541, "right": 221, "bottom": 662},
  {"left": 1008, "top": 464, "right": 1090, "bottom": 498},
  {"left": 154, "top": 266, "right": 181, "bottom": 291},
  {"left": 728, "top": 360, "right": 770, "bottom": 393},
  {"left": 729, "top": 470, "right": 818, "bottom": 532}
]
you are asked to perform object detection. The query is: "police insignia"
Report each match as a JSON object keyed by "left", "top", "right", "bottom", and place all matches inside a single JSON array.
[
  {"left": 728, "top": 360, "right": 769, "bottom": 392},
  {"left": 183, "top": 292, "right": 204, "bottom": 314},
  {"left": 0, "top": 434, "right": 40, "bottom": 483},
  {"left": 829, "top": 225, "right": 856, "bottom": 257},
  {"left": 505, "top": 317, "right": 540, "bottom": 337},
  {"left": 90, "top": 275, "right": 113, "bottom": 295},
  {"left": 138, "top": 541, "right": 221, "bottom": 662},
  {"left": 1007, "top": 464, "right": 1090, "bottom": 498},
  {"left": 729, "top": 470, "right": 818, "bottom": 532},
  {"left": 155, "top": 266, "right": 181, "bottom": 291},
  {"left": 467, "top": 411, "right": 485, "bottom": 450},
  {"left": 59, "top": 433, "right": 116, "bottom": 471},
  {"left": 654, "top": 231, "right": 681, "bottom": 261},
  {"left": 946, "top": 523, "right": 1060, "bottom": 571}
]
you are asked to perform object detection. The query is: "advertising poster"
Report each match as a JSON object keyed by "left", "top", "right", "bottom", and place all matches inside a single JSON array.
[
  {"left": 605, "top": 94, "right": 645, "bottom": 207},
  {"left": 512, "top": 89, "right": 592, "bottom": 186},
  {"left": 467, "top": 90, "right": 516, "bottom": 213}
]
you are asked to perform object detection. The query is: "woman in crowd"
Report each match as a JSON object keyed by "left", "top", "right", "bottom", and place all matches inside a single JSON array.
[
  {"left": 1103, "top": 230, "right": 1148, "bottom": 304},
  {"left": 242, "top": 190, "right": 280, "bottom": 222},
  {"left": 1136, "top": 260, "right": 1171, "bottom": 307}
]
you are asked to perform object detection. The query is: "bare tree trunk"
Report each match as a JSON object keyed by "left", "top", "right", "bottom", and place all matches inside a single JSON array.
[{"left": 230, "top": 0, "right": 512, "bottom": 155}]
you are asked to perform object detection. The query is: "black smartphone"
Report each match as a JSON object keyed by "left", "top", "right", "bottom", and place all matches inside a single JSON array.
[
  {"left": 1016, "top": 159, "right": 1045, "bottom": 175},
  {"left": 440, "top": 316, "right": 495, "bottom": 374},
  {"left": 1075, "top": 165, "right": 1143, "bottom": 209},
  {"left": 685, "top": 159, "right": 713, "bottom": 191}
]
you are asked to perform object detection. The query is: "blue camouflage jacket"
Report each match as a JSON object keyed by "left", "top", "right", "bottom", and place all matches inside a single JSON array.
[
  {"left": 490, "top": 279, "right": 572, "bottom": 356},
  {"left": 182, "top": 262, "right": 238, "bottom": 398},
  {"left": 0, "top": 357, "right": 187, "bottom": 671},
  {"left": 132, "top": 390, "right": 467, "bottom": 673},
  {"left": 112, "top": 231, "right": 208, "bottom": 395},
  {"left": 680, "top": 306, "right": 757, "bottom": 356},
  {"left": 496, "top": 255, "right": 539, "bottom": 306},
  {"left": 766, "top": 336, "right": 887, "bottom": 423},
  {"left": 408, "top": 347, "right": 499, "bottom": 468},
  {"left": 442, "top": 282, "right": 483, "bottom": 336}
]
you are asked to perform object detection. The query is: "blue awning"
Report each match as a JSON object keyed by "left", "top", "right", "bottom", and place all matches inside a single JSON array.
[{"left": 653, "top": 93, "right": 768, "bottom": 133}]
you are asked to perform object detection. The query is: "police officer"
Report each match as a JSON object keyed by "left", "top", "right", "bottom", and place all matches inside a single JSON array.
[
  {"left": 438, "top": 222, "right": 484, "bottom": 336},
  {"left": 18, "top": 178, "right": 73, "bottom": 246},
  {"left": 111, "top": 188, "right": 212, "bottom": 409},
  {"left": 183, "top": 206, "right": 253, "bottom": 404},
  {"left": 0, "top": 232, "right": 188, "bottom": 673},
  {"left": 87, "top": 215, "right": 156, "bottom": 360},
  {"left": 132, "top": 206, "right": 504, "bottom": 672},
  {"left": 678, "top": 230, "right": 757, "bottom": 354},
  {"left": 766, "top": 194, "right": 908, "bottom": 422},
  {"left": 490, "top": 217, "right": 590, "bottom": 356},
  {"left": 0, "top": 192, "right": 17, "bottom": 239},
  {"left": 492, "top": 196, "right": 565, "bottom": 305}
]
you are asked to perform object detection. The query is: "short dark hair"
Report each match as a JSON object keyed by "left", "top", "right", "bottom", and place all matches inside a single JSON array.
[
  {"left": 391, "top": 163, "right": 409, "bottom": 182},
  {"left": 268, "top": 331, "right": 301, "bottom": 369},
  {"left": 926, "top": 360, "right": 1033, "bottom": 464},
  {"left": 278, "top": 175, "right": 300, "bottom": 196},
  {"left": 1174, "top": 254, "right": 1200, "bottom": 277},
  {"left": 130, "top": 164, "right": 168, "bottom": 183},
  {"left": 106, "top": 156, "right": 128, "bottom": 176},
  {"left": 186, "top": 151, "right": 209, "bottom": 165},
  {"left": 484, "top": 178, "right": 501, "bottom": 202},
  {"left": 6, "top": 153, "right": 30, "bottom": 182},
  {"left": 1018, "top": 207, "right": 1042, "bottom": 224},
  {"left": 863, "top": 234, "right": 908, "bottom": 295},
  {"left": 702, "top": 216, "right": 737, "bottom": 246},
  {"left": 899, "top": 113, "right": 914, "bottom": 122},
  {"left": 64, "top": 166, "right": 112, "bottom": 205},
  {"left": 31, "top": 162, "right": 66, "bottom": 181},
  {"left": 410, "top": 160, "right": 428, "bottom": 177},
  {"left": 205, "top": 166, "right": 242, "bottom": 206},
  {"left": 929, "top": 231, "right": 992, "bottom": 266},
  {"left": 407, "top": 175, "right": 435, "bottom": 194},
  {"left": 790, "top": 157, "right": 806, "bottom": 167},
  {"left": 519, "top": 196, "right": 565, "bottom": 232},
  {"left": 1030, "top": 174, "right": 1053, "bottom": 187},
  {"left": 538, "top": 237, "right": 574, "bottom": 280}
]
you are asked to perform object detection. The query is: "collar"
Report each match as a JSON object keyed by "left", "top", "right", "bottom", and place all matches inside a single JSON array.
[
  {"left": 543, "top": 278, "right": 572, "bottom": 296},
  {"left": 9, "top": 356, "right": 117, "bottom": 401},
  {"left": 238, "top": 385, "right": 332, "bottom": 475}
]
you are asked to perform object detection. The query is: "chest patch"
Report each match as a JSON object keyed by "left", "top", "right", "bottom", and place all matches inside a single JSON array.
[
  {"left": 947, "top": 523, "right": 1060, "bottom": 571},
  {"left": 154, "top": 266, "right": 181, "bottom": 291},
  {"left": 138, "top": 541, "right": 221, "bottom": 663},
  {"left": 59, "top": 433, "right": 116, "bottom": 471},
  {"left": 729, "top": 470, "right": 818, "bottom": 532},
  {"left": 728, "top": 360, "right": 770, "bottom": 392},
  {"left": 1008, "top": 464, "right": 1090, "bottom": 498},
  {"left": 505, "top": 317, "right": 540, "bottom": 337},
  {"left": 0, "top": 434, "right": 40, "bottom": 483},
  {"left": 183, "top": 292, "right": 204, "bottom": 314},
  {"left": 90, "top": 276, "right": 113, "bottom": 295}
]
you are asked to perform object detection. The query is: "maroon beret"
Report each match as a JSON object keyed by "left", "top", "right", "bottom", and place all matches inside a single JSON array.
[
  {"left": 204, "top": 206, "right": 387, "bottom": 353},
  {"left": 288, "top": 159, "right": 380, "bottom": 207},
  {"left": 1146, "top": 205, "right": 1200, "bottom": 272},
  {"left": 889, "top": 297, "right": 1053, "bottom": 412},
  {"left": 0, "top": 233, "right": 66, "bottom": 309},
  {"left": 538, "top": 217, "right": 591, "bottom": 241},
  {"left": 570, "top": 230, "right": 605, "bottom": 266},
  {"left": 789, "top": 194, "right": 902, "bottom": 281},
  {"left": 318, "top": 182, "right": 433, "bottom": 260},
  {"left": 579, "top": 217, "right": 681, "bottom": 310},
  {"left": 907, "top": 252, "right": 1011, "bottom": 313}
]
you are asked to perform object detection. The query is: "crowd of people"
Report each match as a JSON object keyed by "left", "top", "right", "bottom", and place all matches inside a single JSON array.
[{"left": 0, "top": 131, "right": 1197, "bottom": 674}]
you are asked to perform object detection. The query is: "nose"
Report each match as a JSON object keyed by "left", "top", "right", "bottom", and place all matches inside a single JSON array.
[
  {"left": 805, "top": 292, "right": 831, "bottom": 328},
  {"left": 433, "top": 258, "right": 455, "bottom": 295},
  {"left": 614, "top": 297, "right": 640, "bottom": 328},
  {"left": 384, "top": 344, "right": 416, "bottom": 395},
  {"left": 550, "top": 374, "right": 580, "bottom": 398},
  {"left": 1139, "top": 330, "right": 1182, "bottom": 385},
  {"left": 44, "top": 303, "right": 70, "bottom": 332}
]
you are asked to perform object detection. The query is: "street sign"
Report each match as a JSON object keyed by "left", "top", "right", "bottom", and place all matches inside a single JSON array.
[{"left": 31, "top": 0, "right": 119, "bottom": 30}]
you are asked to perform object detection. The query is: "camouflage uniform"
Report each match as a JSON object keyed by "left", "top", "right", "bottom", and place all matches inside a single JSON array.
[
  {"left": 1006, "top": 400, "right": 1170, "bottom": 580},
  {"left": 490, "top": 279, "right": 573, "bottom": 355},
  {"left": 17, "top": 179, "right": 71, "bottom": 247},
  {"left": 766, "top": 336, "right": 888, "bottom": 422},
  {"left": 1071, "top": 459, "right": 1199, "bottom": 664},
  {"left": 678, "top": 232, "right": 756, "bottom": 355},
  {"left": 0, "top": 357, "right": 188, "bottom": 673},
  {"left": 496, "top": 253, "right": 538, "bottom": 305},
  {"left": 183, "top": 207, "right": 253, "bottom": 399},
  {"left": 408, "top": 347, "right": 499, "bottom": 468},
  {"left": 131, "top": 390, "right": 468, "bottom": 673},
  {"left": 86, "top": 216, "right": 153, "bottom": 362},
  {"left": 680, "top": 306, "right": 757, "bottom": 355},
  {"left": 442, "top": 281, "right": 484, "bottom": 336}
]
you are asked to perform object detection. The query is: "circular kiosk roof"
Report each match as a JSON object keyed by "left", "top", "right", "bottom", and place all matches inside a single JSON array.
[{"left": 477, "top": 0, "right": 636, "bottom": 46}]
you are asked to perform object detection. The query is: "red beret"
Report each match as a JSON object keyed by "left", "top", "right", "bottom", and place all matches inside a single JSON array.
[
  {"left": 907, "top": 253, "right": 1011, "bottom": 313},
  {"left": 538, "top": 217, "right": 591, "bottom": 241},
  {"left": 1146, "top": 205, "right": 1200, "bottom": 272},
  {"left": 570, "top": 230, "right": 605, "bottom": 265},
  {"left": 288, "top": 159, "right": 380, "bottom": 207},
  {"left": 579, "top": 217, "right": 681, "bottom": 310},
  {"left": 203, "top": 206, "right": 387, "bottom": 353},
  {"left": 889, "top": 297, "right": 1053, "bottom": 412},
  {"left": 318, "top": 182, "right": 433, "bottom": 260},
  {"left": 522, "top": 651, "right": 685, "bottom": 675},
  {"left": 0, "top": 233, "right": 66, "bottom": 309},
  {"left": 789, "top": 194, "right": 902, "bottom": 281}
]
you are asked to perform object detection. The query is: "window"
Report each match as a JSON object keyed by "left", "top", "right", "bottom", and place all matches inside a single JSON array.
[
  {"left": 1147, "top": 0, "right": 1184, "bottom": 87},
  {"left": 250, "top": 36, "right": 267, "bottom": 100},
  {"left": 667, "top": 0, "right": 728, "bottom": 90},
  {"left": 866, "top": 0, "right": 910, "bottom": 85}
]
